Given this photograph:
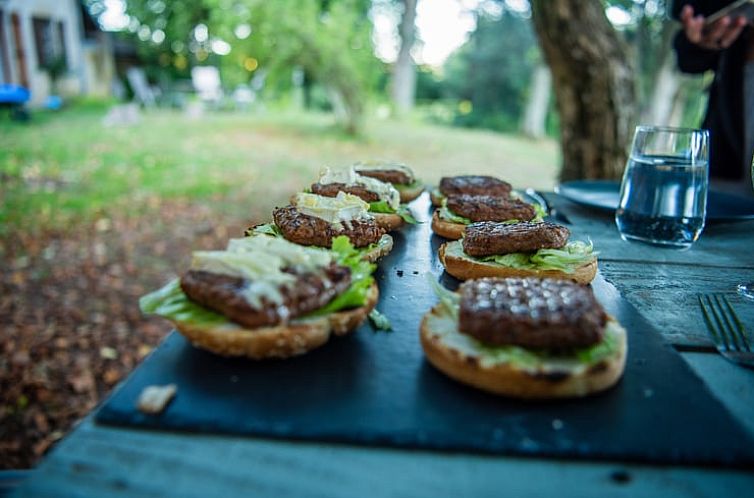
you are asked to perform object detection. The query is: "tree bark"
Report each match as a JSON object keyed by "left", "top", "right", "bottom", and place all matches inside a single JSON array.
[
  {"left": 530, "top": 0, "right": 636, "bottom": 181},
  {"left": 520, "top": 63, "right": 551, "bottom": 138},
  {"left": 391, "top": 0, "right": 417, "bottom": 116}
]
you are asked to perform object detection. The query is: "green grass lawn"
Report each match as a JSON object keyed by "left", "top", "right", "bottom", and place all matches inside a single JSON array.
[{"left": 0, "top": 104, "right": 559, "bottom": 234}]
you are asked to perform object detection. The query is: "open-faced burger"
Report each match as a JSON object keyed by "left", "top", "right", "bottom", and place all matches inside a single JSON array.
[
  {"left": 420, "top": 276, "right": 627, "bottom": 398},
  {"left": 311, "top": 167, "right": 417, "bottom": 230},
  {"left": 431, "top": 193, "right": 544, "bottom": 240},
  {"left": 247, "top": 192, "right": 394, "bottom": 263},
  {"left": 438, "top": 221, "right": 598, "bottom": 284},
  {"left": 140, "top": 235, "right": 378, "bottom": 359},
  {"left": 353, "top": 160, "right": 424, "bottom": 203},
  {"left": 430, "top": 175, "right": 513, "bottom": 206}
]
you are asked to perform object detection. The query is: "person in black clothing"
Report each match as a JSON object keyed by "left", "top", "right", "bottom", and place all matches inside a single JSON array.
[{"left": 672, "top": 1, "right": 754, "bottom": 195}]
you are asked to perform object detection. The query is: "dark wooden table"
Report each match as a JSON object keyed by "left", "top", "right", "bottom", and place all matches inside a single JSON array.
[{"left": 12, "top": 192, "right": 754, "bottom": 498}]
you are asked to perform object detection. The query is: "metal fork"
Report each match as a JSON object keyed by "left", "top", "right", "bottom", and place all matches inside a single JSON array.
[{"left": 698, "top": 294, "right": 754, "bottom": 368}]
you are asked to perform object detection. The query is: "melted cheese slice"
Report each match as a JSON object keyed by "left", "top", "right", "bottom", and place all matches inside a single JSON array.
[
  {"left": 293, "top": 191, "right": 371, "bottom": 225},
  {"left": 353, "top": 160, "right": 415, "bottom": 182},
  {"left": 190, "top": 237, "right": 333, "bottom": 309},
  {"left": 319, "top": 166, "right": 401, "bottom": 210}
]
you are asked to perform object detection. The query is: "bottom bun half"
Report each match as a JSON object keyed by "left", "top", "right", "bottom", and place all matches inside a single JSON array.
[
  {"left": 430, "top": 210, "right": 465, "bottom": 239},
  {"left": 374, "top": 213, "right": 404, "bottom": 231},
  {"left": 174, "top": 283, "right": 379, "bottom": 359},
  {"left": 362, "top": 234, "right": 394, "bottom": 262},
  {"left": 398, "top": 184, "right": 425, "bottom": 203},
  {"left": 439, "top": 241, "right": 598, "bottom": 284},
  {"left": 420, "top": 304, "right": 627, "bottom": 399}
]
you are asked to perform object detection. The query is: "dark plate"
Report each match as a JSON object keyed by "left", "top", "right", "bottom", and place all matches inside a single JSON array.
[{"left": 556, "top": 180, "right": 754, "bottom": 223}]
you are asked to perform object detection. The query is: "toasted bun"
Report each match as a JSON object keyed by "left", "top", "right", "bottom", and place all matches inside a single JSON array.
[
  {"left": 397, "top": 183, "right": 424, "bottom": 203},
  {"left": 438, "top": 241, "right": 598, "bottom": 284},
  {"left": 363, "top": 234, "right": 394, "bottom": 262},
  {"left": 420, "top": 304, "right": 627, "bottom": 398},
  {"left": 430, "top": 210, "right": 465, "bottom": 240},
  {"left": 430, "top": 188, "right": 445, "bottom": 207},
  {"left": 374, "top": 212, "right": 404, "bottom": 231},
  {"left": 174, "top": 283, "right": 379, "bottom": 359}
]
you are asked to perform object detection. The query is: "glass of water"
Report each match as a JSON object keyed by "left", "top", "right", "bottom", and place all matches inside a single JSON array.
[{"left": 615, "top": 126, "right": 709, "bottom": 249}]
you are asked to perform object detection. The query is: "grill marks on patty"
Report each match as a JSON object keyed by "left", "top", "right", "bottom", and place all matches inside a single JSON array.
[
  {"left": 458, "top": 277, "right": 607, "bottom": 349},
  {"left": 180, "top": 264, "right": 352, "bottom": 329},
  {"left": 446, "top": 194, "right": 537, "bottom": 222},
  {"left": 463, "top": 221, "right": 569, "bottom": 257},
  {"left": 439, "top": 176, "right": 512, "bottom": 198},
  {"left": 273, "top": 206, "right": 385, "bottom": 248},
  {"left": 355, "top": 168, "right": 413, "bottom": 185},
  {"left": 310, "top": 183, "right": 381, "bottom": 203}
]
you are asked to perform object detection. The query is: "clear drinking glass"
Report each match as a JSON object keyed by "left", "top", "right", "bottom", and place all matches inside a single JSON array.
[
  {"left": 615, "top": 126, "right": 709, "bottom": 249},
  {"left": 737, "top": 156, "right": 754, "bottom": 298}
]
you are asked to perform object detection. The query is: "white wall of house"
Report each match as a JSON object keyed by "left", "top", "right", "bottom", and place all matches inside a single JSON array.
[{"left": 0, "top": 0, "right": 112, "bottom": 106}]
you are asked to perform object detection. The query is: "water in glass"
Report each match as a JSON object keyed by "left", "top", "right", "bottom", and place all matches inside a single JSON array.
[{"left": 615, "top": 154, "right": 708, "bottom": 248}]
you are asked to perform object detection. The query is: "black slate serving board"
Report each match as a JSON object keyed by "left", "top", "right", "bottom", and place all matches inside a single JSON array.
[{"left": 96, "top": 194, "right": 754, "bottom": 468}]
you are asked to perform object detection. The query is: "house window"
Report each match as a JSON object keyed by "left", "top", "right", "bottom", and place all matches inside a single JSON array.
[
  {"left": 0, "top": 9, "right": 11, "bottom": 83},
  {"left": 56, "top": 21, "right": 67, "bottom": 64},
  {"left": 33, "top": 17, "right": 55, "bottom": 68}
]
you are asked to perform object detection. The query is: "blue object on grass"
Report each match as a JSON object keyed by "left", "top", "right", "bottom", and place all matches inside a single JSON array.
[
  {"left": 44, "top": 95, "right": 63, "bottom": 110},
  {"left": 0, "top": 84, "right": 31, "bottom": 105}
]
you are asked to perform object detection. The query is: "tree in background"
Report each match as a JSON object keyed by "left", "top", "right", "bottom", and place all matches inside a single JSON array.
[
  {"left": 95, "top": 0, "right": 380, "bottom": 134},
  {"left": 442, "top": 5, "right": 539, "bottom": 133},
  {"left": 390, "top": 0, "right": 418, "bottom": 116},
  {"left": 213, "top": 0, "right": 379, "bottom": 134},
  {"left": 531, "top": 0, "right": 636, "bottom": 180}
]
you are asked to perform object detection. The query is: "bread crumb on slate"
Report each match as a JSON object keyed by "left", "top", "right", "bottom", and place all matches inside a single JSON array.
[{"left": 137, "top": 384, "right": 177, "bottom": 414}]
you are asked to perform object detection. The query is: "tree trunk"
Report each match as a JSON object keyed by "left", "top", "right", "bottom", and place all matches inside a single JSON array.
[
  {"left": 530, "top": 0, "right": 636, "bottom": 181},
  {"left": 520, "top": 63, "right": 551, "bottom": 138},
  {"left": 641, "top": 55, "right": 684, "bottom": 127},
  {"left": 391, "top": 0, "right": 417, "bottom": 116}
]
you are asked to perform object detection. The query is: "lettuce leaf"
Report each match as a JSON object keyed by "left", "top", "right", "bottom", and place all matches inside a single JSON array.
[
  {"left": 139, "top": 279, "right": 228, "bottom": 327},
  {"left": 533, "top": 202, "right": 547, "bottom": 220},
  {"left": 330, "top": 235, "right": 376, "bottom": 282},
  {"left": 394, "top": 179, "right": 424, "bottom": 192},
  {"left": 438, "top": 204, "right": 471, "bottom": 224},
  {"left": 397, "top": 205, "right": 418, "bottom": 224},
  {"left": 426, "top": 272, "right": 460, "bottom": 320},
  {"left": 245, "top": 223, "right": 281, "bottom": 237},
  {"left": 368, "top": 200, "right": 394, "bottom": 213},
  {"left": 480, "top": 240, "right": 596, "bottom": 273},
  {"left": 307, "top": 273, "right": 373, "bottom": 316},
  {"left": 369, "top": 201, "right": 418, "bottom": 224}
]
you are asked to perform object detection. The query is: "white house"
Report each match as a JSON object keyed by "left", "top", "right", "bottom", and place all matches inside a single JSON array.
[{"left": 0, "top": 0, "right": 114, "bottom": 106}]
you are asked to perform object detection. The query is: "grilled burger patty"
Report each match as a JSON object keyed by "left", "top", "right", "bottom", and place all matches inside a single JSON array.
[
  {"left": 439, "top": 176, "right": 512, "bottom": 198},
  {"left": 458, "top": 277, "right": 607, "bottom": 349},
  {"left": 355, "top": 168, "right": 413, "bottom": 185},
  {"left": 310, "top": 183, "right": 381, "bottom": 203},
  {"left": 273, "top": 206, "right": 385, "bottom": 248},
  {"left": 180, "top": 264, "right": 352, "bottom": 329},
  {"left": 446, "top": 194, "right": 536, "bottom": 222},
  {"left": 462, "top": 221, "right": 569, "bottom": 257}
]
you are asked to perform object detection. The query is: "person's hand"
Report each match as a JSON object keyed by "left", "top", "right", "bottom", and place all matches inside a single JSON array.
[{"left": 680, "top": 4, "right": 748, "bottom": 50}]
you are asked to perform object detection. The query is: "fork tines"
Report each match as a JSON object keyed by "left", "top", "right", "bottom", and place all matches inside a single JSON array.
[{"left": 699, "top": 294, "right": 752, "bottom": 353}]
